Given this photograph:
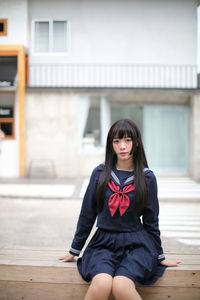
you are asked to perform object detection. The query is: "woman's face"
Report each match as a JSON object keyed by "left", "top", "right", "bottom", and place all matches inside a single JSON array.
[{"left": 112, "top": 136, "right": 133, "bottom": 162}]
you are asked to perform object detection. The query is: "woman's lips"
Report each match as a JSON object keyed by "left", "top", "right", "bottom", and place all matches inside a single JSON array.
[{"left": 119, "top": 152, "right": 127, "bottom": 155}]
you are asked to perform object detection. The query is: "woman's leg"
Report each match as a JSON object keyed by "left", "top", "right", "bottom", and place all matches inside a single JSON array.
[
  {"left": 112, "top": 276, "right": 142, "bottom": 300},
  {"left": 84, "top": 273, "right": 113, "bottom": 300}
]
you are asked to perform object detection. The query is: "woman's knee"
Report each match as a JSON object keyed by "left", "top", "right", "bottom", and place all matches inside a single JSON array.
[
  {"left": 88, "top": 273, "right": 113, "bottom": 298},
  {"left": 112, "top": 276, "right": 137, "bottom": 299}
]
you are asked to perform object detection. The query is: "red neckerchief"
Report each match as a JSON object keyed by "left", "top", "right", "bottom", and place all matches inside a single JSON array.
[{"left": 108, "top": 179, "right": 135, "bottom": 216}]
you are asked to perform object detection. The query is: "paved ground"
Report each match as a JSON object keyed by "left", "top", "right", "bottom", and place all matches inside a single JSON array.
[
  {"left": 0, "top": 197, "right": 200, "bottom": 255},
  {"left": 0, "top": 176, "right": 200, "bottom": 201},
  {"left": 159, "top": 201, "right": 200, "bottom": 251},
  {"left": 0, "top": 175, "right": 200, "bottom": 256}
]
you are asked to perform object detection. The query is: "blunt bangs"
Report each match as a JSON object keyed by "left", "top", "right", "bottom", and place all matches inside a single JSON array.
[{"left": 111, "top": 119, "right": 137, "bottom": 141}]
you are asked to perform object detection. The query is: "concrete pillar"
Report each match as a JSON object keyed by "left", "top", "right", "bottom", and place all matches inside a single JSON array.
[{"left": 190, "top": 92, "right": 200, "bottom": 181}]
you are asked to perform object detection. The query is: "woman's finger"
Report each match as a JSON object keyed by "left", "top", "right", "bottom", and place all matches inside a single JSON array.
[
  {"left": 58, "top": 254, "right": 75, "bottom": 262},
  {"left": 58, "top": 256, "right": 65, "bottom": 260},
  {"left": 160, "top": 259, "right": 182, "bottom": 267}
]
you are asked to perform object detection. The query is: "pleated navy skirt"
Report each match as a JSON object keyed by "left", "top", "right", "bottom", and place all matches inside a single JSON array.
[{"left": 77, "top": 228, "right": 167, "bottom": 286}]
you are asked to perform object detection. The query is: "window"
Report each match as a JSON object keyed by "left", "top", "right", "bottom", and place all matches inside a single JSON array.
[
  {"left": 83, "top": 97, "right": 101, "bottom": 148},
  {"left": 79, "top": 95, "right": 110, "bottom": 153},
  {"left": 0, "top": 19, "right": 7, "bottom": 36},
  {"left": 0, "top": 56, "right": 17, "bottom": 87},
  {"left": 34, "top": 20, "right": 68, "bottom": 53},
  {"left": 79, "top": 95, "right": 142, "bottom": 153},
  {"left": 0, "top": 93, "right": 15, "bottom": 139},
  {"left": 143, "top": 105, "right": 189, "bottom": 173},
  {"left": 111, "top": 104, "right": 143, "bottom": 135}
]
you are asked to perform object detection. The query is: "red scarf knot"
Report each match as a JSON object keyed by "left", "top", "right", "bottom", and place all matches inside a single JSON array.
[{"left": 108, "top": 180, "right": 135, "bottom": 216}]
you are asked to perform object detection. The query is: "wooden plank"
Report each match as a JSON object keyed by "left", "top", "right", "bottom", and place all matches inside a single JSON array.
[
  {"left": 138, "top": 287, "right": 200, "bottom": 300},
  {"left": 165, "top": 254, "right": 200, "bottom": 265},
  {"left": 0, "top": 282, "right": 199, "bottom": 300},
  {"left": 0, "top": 265, "right": 86, "bottom": 285},
  {"left": 1, "top": 259, "right": 199, "bottom": 270},
  {"left": 0, "top": 248, "right": 200, "bottom": 300},
  {"left": 0, "top": 45, "right": 23, "bottom": 52},
  {"left": 0, "top": 51, "right": 18, "bottom": 56},
  {"left": 0, "top": 264, "right": 199, "bottom": 287},
  {"left": 154, "top": 269, "right": 200, "bottom": 287},
  {"left": 0, "top": 282, "right": 89, "bottom": 300},
  {"left": 0, "top": 249, "right": 199, "bottom": 265},
  {"left": 0, "top": 249, "right": 66, "bottom": 261}
]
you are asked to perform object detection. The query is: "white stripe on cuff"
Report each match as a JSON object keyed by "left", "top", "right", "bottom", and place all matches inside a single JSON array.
[
  {"left": 70, "top": 247, "right": 81, "bottom": 255},
  {"left": 158, "top": 253, "right": 165, "bottom": 260}
]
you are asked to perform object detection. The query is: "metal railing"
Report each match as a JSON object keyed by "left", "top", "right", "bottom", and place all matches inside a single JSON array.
[{"left": 28, "top": 64, "right": 199, "bottom": 89}]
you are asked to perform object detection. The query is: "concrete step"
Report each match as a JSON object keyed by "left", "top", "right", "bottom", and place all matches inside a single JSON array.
[{"left": 0, "top": 249, "right": 199, "bottom": 300}]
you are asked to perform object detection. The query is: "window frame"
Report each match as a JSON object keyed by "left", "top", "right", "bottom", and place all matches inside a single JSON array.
[
  {"left": 0, "top": 94, "right": 15, "bottom": 140},
  {"left": 0, "top": 118, "right": 15, "bottom": 139},
  {"left": 78, "top": 94, "right": 110, "bottom": 154},
  {"left": 0, "top": 19, "right": 8, "bottom": 36},
  {"left": 32, "top": 19, "right": 70, "bottom": 55},
  {"left": 78, "top": 95, "right": 145, "bottom": 155}
]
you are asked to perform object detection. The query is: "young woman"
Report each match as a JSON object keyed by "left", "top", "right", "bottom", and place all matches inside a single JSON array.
[{"left": 59, "top": 119, "right": 181, "bottom": 300}]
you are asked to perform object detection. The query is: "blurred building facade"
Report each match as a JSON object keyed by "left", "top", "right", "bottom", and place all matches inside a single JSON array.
[{"left": 0, "top": 0, "right": 200, "bottom": 180}]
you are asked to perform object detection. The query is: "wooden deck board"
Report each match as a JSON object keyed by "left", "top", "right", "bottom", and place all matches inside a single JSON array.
[
  {"left": 0, "top": 249, "right": 199, "bottom": 264},
  {"left": 0, "top": 265, "right": 199, "bottom": 287},
  {"left": 0, "top": 282, "right": 200, "bottom": 300},
  {"left": 0, "top": 249, "right": 200, "bottom": 300}
]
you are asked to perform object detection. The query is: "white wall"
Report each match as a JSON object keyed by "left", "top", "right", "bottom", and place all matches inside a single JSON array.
[
  {"left": 198, "top": 5, "right": 200, "bottom": 72},
  {"left": 0, "top": 0, "right": 28, "bottom": 47},
  {"left": 0, "top": 92, "right": 19, "bottom": 178},
  {"left": 29, "top": 0, "right": 198, "bottom": 65},
  {"left": 25, "top": 90, "right": 104, "bottom": 177}
]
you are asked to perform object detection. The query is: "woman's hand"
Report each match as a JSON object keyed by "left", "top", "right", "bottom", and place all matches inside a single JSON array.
[
  {"left": 58, "top": 252, "right": 75, "bottom": 262},
  {"left": 160, "top": 259, "right": 181, "bottom": 267}
]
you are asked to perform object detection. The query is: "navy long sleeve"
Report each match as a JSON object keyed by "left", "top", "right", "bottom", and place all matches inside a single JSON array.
[
  {"left": 142, "top": 172, "right": 165, "bottom": 261},
  {"left": 69, "top": 166, "right": 100, "bottom": 256}
]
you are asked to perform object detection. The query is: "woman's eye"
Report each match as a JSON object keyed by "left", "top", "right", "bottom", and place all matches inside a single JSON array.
[
  {"left": 126, "top": 139, "right": 132, "bottom": 142},
  {"left": 113, "top": 140, "right": 119, "bottom": 143}
]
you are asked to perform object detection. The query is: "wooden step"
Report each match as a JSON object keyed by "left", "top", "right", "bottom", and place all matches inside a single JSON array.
[{"left": 0, "top": 249, "right": 199, "bottom": 300}]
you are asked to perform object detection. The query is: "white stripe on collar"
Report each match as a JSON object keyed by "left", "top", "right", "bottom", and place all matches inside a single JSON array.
[
  {"left": 111, "top": 170, "right": 121, "bottom": 185},
  {"left": 124, "top": 175, "right": 134, "bottom": 184},
  {"left": 111, "top": 168, "right": 149, "bottom": 186}
]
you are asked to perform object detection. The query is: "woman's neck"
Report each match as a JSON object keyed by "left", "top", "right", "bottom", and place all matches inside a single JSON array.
[{"left": 116, "top": 159, "right": 134, "bottom": 172}]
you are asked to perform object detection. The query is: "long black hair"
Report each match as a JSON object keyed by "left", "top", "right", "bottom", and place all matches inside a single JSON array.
[{"left": 96, "top": 119, "right": 149, "bottom": 213}]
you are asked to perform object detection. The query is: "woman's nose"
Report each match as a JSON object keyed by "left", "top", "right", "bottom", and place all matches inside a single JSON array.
[{"left": 120, "top": 141, "right": 126, "bottom": 149}]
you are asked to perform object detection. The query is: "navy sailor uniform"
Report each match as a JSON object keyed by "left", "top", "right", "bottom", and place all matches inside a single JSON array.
[{"left": 69, "top": 164, "right": 167, "bottom": 286}]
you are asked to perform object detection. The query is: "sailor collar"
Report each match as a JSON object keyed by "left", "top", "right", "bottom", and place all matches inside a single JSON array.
[{"left": 111, "top": 167, "right": 149, "bottom": 186}]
